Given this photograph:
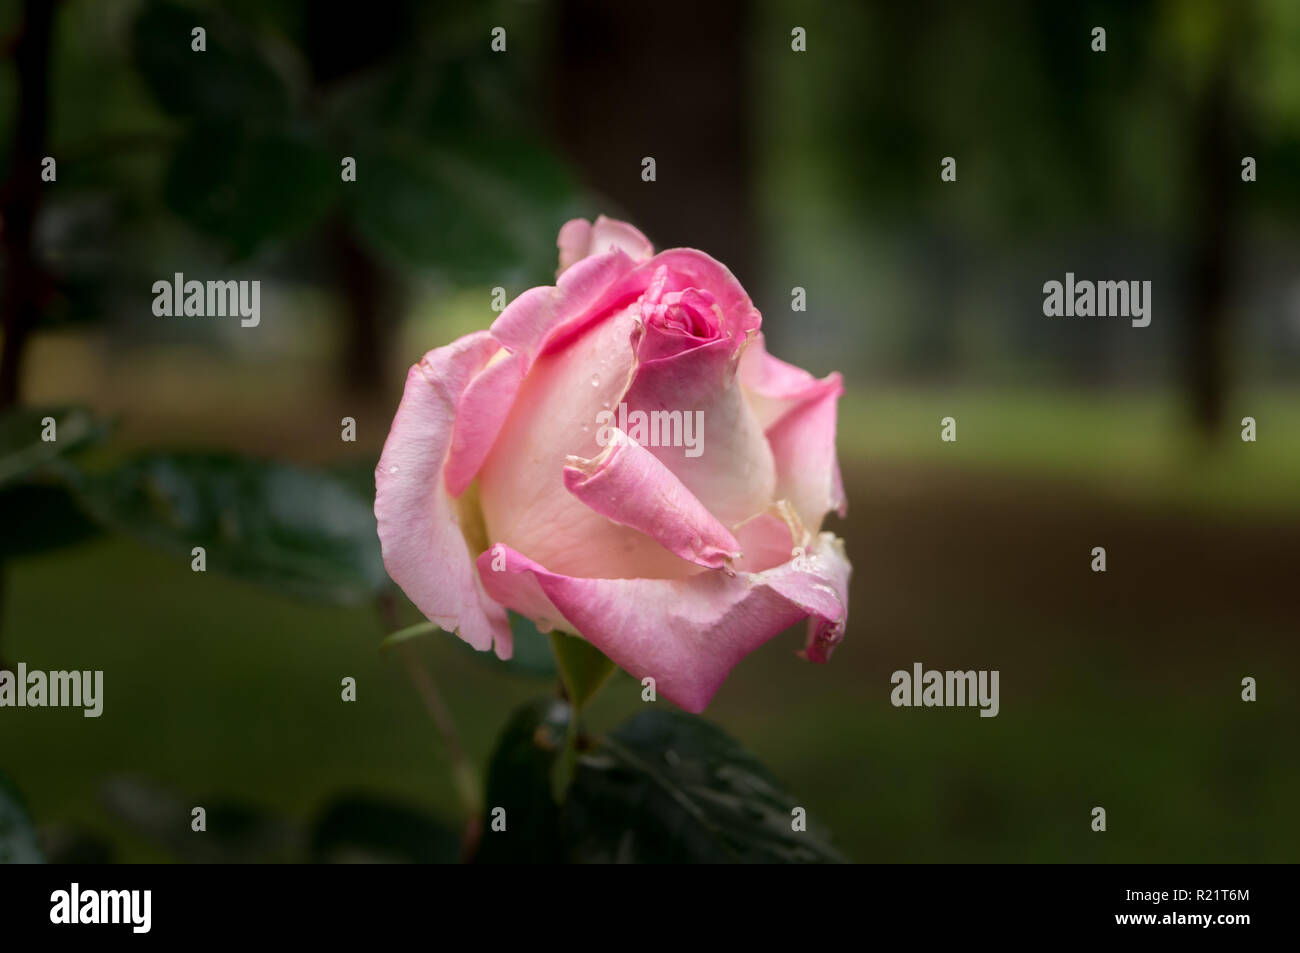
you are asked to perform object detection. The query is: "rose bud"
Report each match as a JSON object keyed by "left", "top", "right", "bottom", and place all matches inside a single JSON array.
[{"left": 375, "top": 216, "right": 850, "bottom": 712}]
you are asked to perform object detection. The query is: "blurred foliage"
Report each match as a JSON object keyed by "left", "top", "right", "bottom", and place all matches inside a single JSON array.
[
  {"left": 100, "top": 776, "right": 462, "bottom": 863},
  {"left": 754, "top": 0, "right": 1300, "bottom": 385},
  {"left": 0, "top": 772, "right": 44, "bottom": 864},
  {"left": 125, "top": 0, "right": 577, "bottom": 275},
  {"left": 70, "top": 451, "right": 388, "bottom": 605},
  {"left": 0, "top": 406, "right": 108, "bottom": 489},
  {"left": 0, "top": 0, "right": 582, "bottom": 353}
]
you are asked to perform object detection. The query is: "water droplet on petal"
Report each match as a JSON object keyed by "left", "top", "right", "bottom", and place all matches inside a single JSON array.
[
  {"left": 591, "top": 374, "right": 600, "bottom": 387},
  {"left": 388, "top": 465, "right": 399, "bottom": 474}
]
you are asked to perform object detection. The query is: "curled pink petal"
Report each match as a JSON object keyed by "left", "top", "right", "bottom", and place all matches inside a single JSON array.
[
  {"left": 375, "top": 332, "right": 511, "bottom": 657},
  {"left": 475, "top": 534, "right": 850, "bottom": 712},
  {"left": 563, "top": 429, "right": 741, "bottom": 571},
  {"left": 558, "top": 215, "right": 653, "bottom": 276}
]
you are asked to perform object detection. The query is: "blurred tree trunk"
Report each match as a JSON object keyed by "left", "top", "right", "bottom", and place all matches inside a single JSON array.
[
  {"left": 0, "top": 0, "right": 56, "bottom": 409},
  {"left": 1183, "top": 16, "right": 1247, "bottom": 442},
  {"left": 0, "top": 0, "right": 58, "bottom": 667},
  {"left": 548, "top": 0, "right": 757, "bottom": 288},
  {"left": 303, "top": 3, "right": 413, "bottom": 397},
  {"left": 327, "top": 218, "right": 395, "bottom": 398}
]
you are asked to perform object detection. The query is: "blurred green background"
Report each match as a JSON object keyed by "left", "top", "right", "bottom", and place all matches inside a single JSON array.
[{"left": 1, "top": 0, "right": 1297, "bottom": 862}]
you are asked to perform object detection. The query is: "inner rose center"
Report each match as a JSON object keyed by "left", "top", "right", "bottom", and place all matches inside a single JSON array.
[{"left": 644, "top": 287, "right": 720, "bottom": 340}]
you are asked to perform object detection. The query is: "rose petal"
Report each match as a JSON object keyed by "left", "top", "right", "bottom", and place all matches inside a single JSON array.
[
  {"left": 444, "top": 245, "right": 643, "bottom": 497},
  {"left": 543, "top": 247, "right": 761, "bottom": 359},
  {"left": 618, "top": 336, "right": 776, "bottom": 531},
  {"left": 732, "top": 501, "right": 805, "bottom": 573},
  {"left": 740, "top": 333, "right": 847, "bottom": 529},
  {"left": 475, "top": 533, "right": 851, "bottom": 712},
  {"left": 477, "top": 306, "right": 703, "bottom": 581},
  {"left": 563, "top": 429, "right": 741, "bottom": 571},
  {"left": 766, "top": 374, "right": 847, "bottom": 530},
  {"left": 558, "top": 215, "right": 653, "bottom": 276},
  {"left": 375, "top": 331, "right": 511, "bottom": 657}
]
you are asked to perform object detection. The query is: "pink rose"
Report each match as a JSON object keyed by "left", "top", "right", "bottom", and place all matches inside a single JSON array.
[{"left": 375, "top": 216, "right": 850, "bottom": 712}]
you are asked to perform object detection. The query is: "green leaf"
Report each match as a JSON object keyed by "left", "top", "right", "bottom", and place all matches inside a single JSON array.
[
  {"left": 0, "top": 406, "right": 106, "bottom": 490},
  {"left": 565, "top": 711, "right": 845, "bottom": 863},
  {"left": 163, "top": 119, "right": 337, "bottom": 257},
  {"left": 380, "top": 620, "right": 438, "bottom": 650},
  {"left": 71, "top": 452, "right": 387, "bottom": 605},
  {"left": 309, "top": 793, "right": 462, "bottom": 864},
  {"left": 549, "top": 631, "right": 616, "bottom": 711},
  {"left": 132, "top": 0, "right": 289, "bottom": 121},
  {"left": 0, "top": 773, "right": 44, "bottom": 864},
  {"left": 475, "top": 704, "right": 844, "bottom": 863},
  {"left": 474, "top": 698, "right": 571, "bottom": 864}
]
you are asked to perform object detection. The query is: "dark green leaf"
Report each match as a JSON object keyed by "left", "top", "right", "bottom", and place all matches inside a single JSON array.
[
  {"left": 476, "top": 704, "right": 843, "bottom": 863},
  {"left": 132, "top": 0, "right": 289, "bottom": 120},
  {"left": 71, "top": 452, "right": 387, "bottom": 605},
  {"left": 0, "top": 406, "right": 107, "bottom": 489},
  {"left": 0, "top": 773, "right": 45, "bottom": 864},
  {"left": 565, "top": 711, "right": 845, "bottom": 863},
  {"left": 475, "top": 698, "right": 571, "bottom": 863},
  {"left": 163, "top": 120, "right": 337, "bottom": 257},
  {"left": 310, "top": 793, "right": 462, "bottom": 863}
]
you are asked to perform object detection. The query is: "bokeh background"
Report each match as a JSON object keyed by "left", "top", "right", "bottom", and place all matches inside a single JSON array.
[{"left": 1, "top": 0, "right": 1297, "bottom": 862}]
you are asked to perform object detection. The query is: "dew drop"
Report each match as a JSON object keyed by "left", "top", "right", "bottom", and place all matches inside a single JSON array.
[
  {"left": 590, "top": 374, "right": 601, "bottom": 387},
  {"left": 388, "top": 465, "right": 399, "bottom": 474}
]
